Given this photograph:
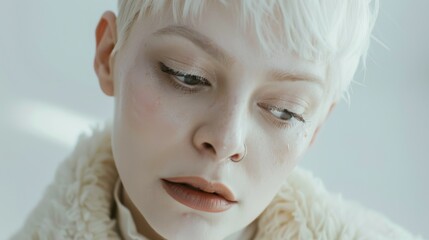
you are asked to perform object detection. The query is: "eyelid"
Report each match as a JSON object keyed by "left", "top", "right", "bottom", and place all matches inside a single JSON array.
[
  {"left": 258, "top": 102, "right": 295, "bottom": 115},
  {"left": 160, "top": 62, "right": 210, "bottom": 85},
  {"left": 261, "top": 98, "right": 308, "bottom": 114},
  {"left": 159, "top": 62, "right": 212, "bottom": 94},
  {"left": 161, "top": 57, "right": 215, "bottom": 83}
]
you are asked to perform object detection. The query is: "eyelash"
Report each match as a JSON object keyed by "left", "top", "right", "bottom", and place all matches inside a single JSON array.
[
  {"left": 257, "top": 102, "right": 306, "bottom": 129},
  {"left": 159, "top": 62, "right": 211, "bottom": 94},
  {"left": 158, "top": 62, "right": 306, "bottom": 129}
]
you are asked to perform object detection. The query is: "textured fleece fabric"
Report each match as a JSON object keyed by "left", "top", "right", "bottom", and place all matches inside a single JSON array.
[{"left": 11, "top": 124, "right": 424, "bottom": 240}]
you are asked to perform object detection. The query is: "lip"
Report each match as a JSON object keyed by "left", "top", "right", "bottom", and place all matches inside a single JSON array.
[{"left": 161, "top": 177, "right": 237, "bottom": 213}]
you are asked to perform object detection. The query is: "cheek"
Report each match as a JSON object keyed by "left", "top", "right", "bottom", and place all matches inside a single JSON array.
[
  {"left": 275, "top": 128, "right": 312, "bottom": 165},
  {"left": 123, "top": 70, "right": 178, "bottom": 134},
  {"left": 237, "top": 133, "right": 310, "bottom": 223},
  {"left": 251, "top": 126, "right": 313, "bottom": 188},
  {"left": 292, "top": 127, "right": 312, "bottom": 153},
  {"left": 130, "top": 80, "right": 161, "bottom": 119},
  {"left": 240, "top": 132, "right": 295, "bottom": 197},
  {"left": 113, "top": 70, "right": 184, "bottom": 168}
]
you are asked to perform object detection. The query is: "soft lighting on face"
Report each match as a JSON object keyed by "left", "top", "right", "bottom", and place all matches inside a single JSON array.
[{"left": 9, "top": 100, "right": 98, "bottom": 148}]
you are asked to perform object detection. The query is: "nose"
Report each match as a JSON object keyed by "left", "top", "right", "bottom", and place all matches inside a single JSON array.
[{"left": 192, "top": 101, "right": 247, "bottom": 162}]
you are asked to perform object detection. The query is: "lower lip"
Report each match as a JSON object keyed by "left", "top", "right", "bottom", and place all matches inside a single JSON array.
[{"left": 161, "top": 180, "right": 235, "bottom": 213}]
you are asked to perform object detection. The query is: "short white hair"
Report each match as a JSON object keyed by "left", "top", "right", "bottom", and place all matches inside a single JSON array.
[{"left": 113, "top": 0, "right": 379, "bottom": 101}]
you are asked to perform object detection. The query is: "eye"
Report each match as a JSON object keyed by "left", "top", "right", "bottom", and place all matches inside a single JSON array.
[
  {"left": 175, "top": 74, "right": 207, "bottom": 86},
  {"left": 270, "top": 107, "right": 293, "bottom": 121},
  {"left": 159, "top": 62, "right": 210, "bottom": 87},
  {"left": 257, "top": 102, "right": 306, "bottom": 125}
]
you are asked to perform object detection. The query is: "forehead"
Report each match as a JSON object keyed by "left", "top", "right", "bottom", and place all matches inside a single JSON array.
[
  {"left": 125, "top": 1, "right": 351, "bottom": 61},
  {"left": 124, "top": 4, "right": 327, "bottom": 85}
]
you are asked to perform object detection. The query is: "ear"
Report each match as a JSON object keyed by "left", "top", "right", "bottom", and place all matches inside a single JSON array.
[
  {"left": 94, "top": 11, "right": 117, "bottom": 96},
  {"left": 309, "top": 102, "right": 337, "bottom": 147}
]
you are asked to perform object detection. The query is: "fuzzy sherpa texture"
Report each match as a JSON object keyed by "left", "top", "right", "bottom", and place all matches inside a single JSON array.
[{"left": 11, "top": 124, "right": 424, "bottom": 240}]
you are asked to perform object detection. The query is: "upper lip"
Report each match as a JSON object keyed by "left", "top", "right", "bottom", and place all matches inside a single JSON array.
[{"left": 162, "top": 176, "right": 237, "bottom": 202}]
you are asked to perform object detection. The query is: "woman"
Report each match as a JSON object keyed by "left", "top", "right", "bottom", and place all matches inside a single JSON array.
[{"left": 11, "top": 0, "right": 423, "bottom": 239}]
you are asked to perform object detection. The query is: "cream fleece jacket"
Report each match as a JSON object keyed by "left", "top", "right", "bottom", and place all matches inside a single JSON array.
[{"left": 10, "top": 124, "right": 424, "bottom": 240}]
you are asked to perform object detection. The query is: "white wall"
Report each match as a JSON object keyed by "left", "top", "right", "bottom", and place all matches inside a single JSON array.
[
  {"left": 1, "top": 0, "right": 427, "bottom": 238},
  {"left": 302, "top": 1, "right": 429, "bottom": 237}
]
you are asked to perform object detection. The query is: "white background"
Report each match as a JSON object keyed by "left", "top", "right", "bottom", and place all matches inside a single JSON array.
[{"left": 1, "top": 0, "right": 428, "bottom": 239}]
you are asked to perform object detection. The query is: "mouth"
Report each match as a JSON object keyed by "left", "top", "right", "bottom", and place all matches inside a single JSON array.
[{"left": 161, "top": 177, "right": 237, "bottom": 213}]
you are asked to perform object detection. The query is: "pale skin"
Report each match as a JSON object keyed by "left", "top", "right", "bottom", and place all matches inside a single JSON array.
[{"left": 94, "top": 3, "right": 335, "bottom": 240}]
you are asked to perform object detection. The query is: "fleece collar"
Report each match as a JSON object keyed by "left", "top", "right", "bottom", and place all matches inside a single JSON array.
[{"left": 12, "top": 123, "right": 422, "bottom": 240}]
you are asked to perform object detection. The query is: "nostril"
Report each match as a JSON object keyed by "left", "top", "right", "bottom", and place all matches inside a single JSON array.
[
  {"left": 202, "top": 142, "right": 216, "bottom": 154},
  {"left": 229, "top": 153, "right": 240, "bottom": 161}
]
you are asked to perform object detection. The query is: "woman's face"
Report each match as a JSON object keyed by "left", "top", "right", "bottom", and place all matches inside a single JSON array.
[{"left": 102, "top": 3, "right": 331, "bottom": 240}]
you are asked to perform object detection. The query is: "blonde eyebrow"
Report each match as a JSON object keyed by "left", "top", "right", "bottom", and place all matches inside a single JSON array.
[
  {"left": 270, "top": 69, "right": 323, "bottom": 86},
  {"left": 153, "top": 25, "right": 233, "bottom": 66}
]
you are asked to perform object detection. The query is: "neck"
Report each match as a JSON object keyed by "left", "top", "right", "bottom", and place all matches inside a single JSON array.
[
  {"left": 225, "top": 219, "right": 257, "bottom": 240},
  {"left": 121, "top": 183, "right": 165, "bottom": 240}
]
